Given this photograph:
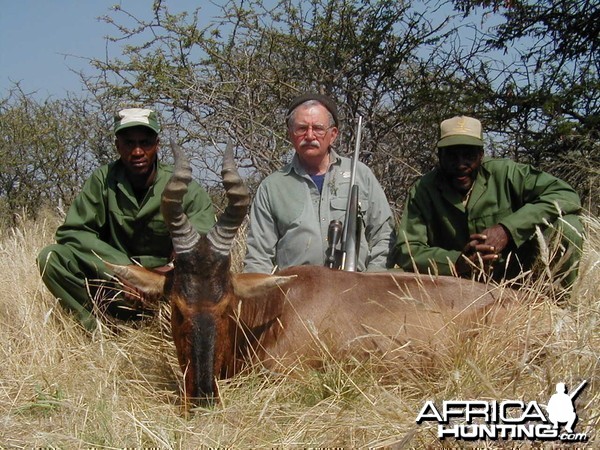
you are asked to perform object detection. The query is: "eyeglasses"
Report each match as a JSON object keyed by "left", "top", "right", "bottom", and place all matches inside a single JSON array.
[{"left": 290, "top": 124, "right": 333, "bottom": 138}]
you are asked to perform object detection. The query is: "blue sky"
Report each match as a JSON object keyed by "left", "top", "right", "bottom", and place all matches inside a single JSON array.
[
  {"left": 0, "top": 1, "right": 217, "bottom": 99},
  {"left": 1, "top": 1, "right": 509, "bottom": 100}
]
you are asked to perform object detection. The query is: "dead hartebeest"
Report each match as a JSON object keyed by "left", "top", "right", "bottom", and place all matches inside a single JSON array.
[{"left": 106, "top": 142, "right": 530, "bottom": 407}]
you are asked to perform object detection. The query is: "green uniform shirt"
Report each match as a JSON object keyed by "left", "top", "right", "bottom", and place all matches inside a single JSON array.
[
  {"left": 244, "top": 149, "right": 394, "bottom": 273},
  {"left": 395, "top": 157, "right": 582, "bottom": 275},
  {"left": 56, "top": 159, "right": 216, "bottom": 268}
]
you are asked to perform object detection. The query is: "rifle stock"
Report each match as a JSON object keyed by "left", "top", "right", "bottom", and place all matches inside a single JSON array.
[{"left": 325, "top": 220, "right": 343, "bottom": 269}]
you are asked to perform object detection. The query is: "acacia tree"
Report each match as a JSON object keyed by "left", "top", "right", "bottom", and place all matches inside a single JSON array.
[
  {"left": 0, "top": 86, "right": 112, "bottom": 227},
  {"left": 85, "top": 0, "right": 460, "bottom": 212},
  {"left": 443, "top": 0, "right": 599, "bottom": 211},
  {"left": 9, "top": 0, "right": 593, "bottom": 220}
]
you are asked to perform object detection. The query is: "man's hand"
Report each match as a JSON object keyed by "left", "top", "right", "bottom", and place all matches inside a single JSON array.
[
  {"left": 479, "top": 224, "right": 510, "bottom": 254},
  {"left": 455, "top": 225, "right": 511, "bottom": 276}
]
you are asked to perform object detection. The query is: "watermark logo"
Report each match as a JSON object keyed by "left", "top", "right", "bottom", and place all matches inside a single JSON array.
[{"left": 416, "top": 380, "right": 589, "bottom": 442}]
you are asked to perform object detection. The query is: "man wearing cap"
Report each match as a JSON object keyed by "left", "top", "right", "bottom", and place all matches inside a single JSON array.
[
  {"left": 243, "top": 93, "right": 393, "bottom": 273},
  {"left": 393, "top": 115, "right": 584, "bottom": 289},
  {"left": 37, "top": 108, "right": 215, "bottom": 330}
]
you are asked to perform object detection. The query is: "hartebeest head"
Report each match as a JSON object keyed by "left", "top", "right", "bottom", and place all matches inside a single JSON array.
[
  {"left": 162, "top": 140, "right": 251, "bottom": 403},
  {"left": 108, "top": 140, "right": 262, "bottom": 404}
]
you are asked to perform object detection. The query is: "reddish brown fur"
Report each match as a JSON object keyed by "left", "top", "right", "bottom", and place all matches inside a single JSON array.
[
  {"left": 170, "top": 293, "right": 234, "bottom": 401},
  {"left": 108, "top": 259, "right": 527, "bottom": 408},
  {"left": 106, "top": 143, "right": 531, "bottom": 408},
  {"left": 229, "top": 266, "right": 521, "bottom": 374}
]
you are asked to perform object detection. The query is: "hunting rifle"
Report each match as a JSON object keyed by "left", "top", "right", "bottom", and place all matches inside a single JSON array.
[
  {"left": 325, "top": 116, "right": 363, "bottom": 271},
  {"left": 569, "top": 380, "right": 587, "bottom": 400}
]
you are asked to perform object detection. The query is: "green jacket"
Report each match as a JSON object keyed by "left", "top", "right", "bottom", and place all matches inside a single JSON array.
[
  {"left": 244, "top": 149, "right": 394, "bottom": 273},
  {"left": 394, "top": 157, "right": 582, "bottom": 275},
  {"left": 56, "top": 159, "right": 215, "bottom": 268}
]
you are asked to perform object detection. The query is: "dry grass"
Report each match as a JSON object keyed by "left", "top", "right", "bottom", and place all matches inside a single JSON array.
[{"left": 0, "top": 213, "right": 598, "bottom": 448}]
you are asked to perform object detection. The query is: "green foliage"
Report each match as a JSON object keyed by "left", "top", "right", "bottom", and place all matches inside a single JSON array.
[
  {"left": 0, "top": 87, "right": 114, "bottom": 226},
  {"left": 85, "top": 0, "right": 460, "bottom": 210},
  {"left": 16, "top": 382, "right": 64, "bottom": 417},
  {"left": 445, "top": 0, "right": 599, "bottom": 211},
  {"left": 2, "top": 0, "right": 598, "bottom": 215}
]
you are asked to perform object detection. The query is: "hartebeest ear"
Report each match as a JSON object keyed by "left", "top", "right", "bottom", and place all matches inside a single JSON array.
[
  {"left": 231, "top": 273, "right": 297, "bottom": 298},
  {"left": 230, "top": 273, "right": 298, "bottom": 330},
  {"left": 104, "top": 262, "right": 166, "bottom": 298}
]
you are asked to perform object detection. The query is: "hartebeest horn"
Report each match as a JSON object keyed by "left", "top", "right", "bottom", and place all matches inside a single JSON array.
[
  {"left": 161, "top": 139, "right": 200, "bottom": 254},
  {"left": 207, "top": 140, "right": 250, "bottom": 256}
]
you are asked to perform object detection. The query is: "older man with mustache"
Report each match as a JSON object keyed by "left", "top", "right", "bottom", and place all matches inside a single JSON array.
[{"left": 244, "top": 93, "right": 393, "bottom": 273}]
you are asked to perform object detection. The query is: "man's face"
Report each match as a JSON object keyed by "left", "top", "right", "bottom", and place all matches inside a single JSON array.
[
  {"left": 438, "top": 145, "right": 484, "bottom": 194},
  {"left": 115, "top": 126, "right": 159, "bottom": 177},
  {"left": 288, "top": 104, "right": 338, "bottom": 166}
]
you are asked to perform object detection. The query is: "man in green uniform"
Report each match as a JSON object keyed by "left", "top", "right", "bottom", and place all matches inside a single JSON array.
[
  {"left": 37, "top": 108, "right": 215, "bottom": 329},
  {"left": 393, "top": 115, "right": 583, "bottom": 290}
]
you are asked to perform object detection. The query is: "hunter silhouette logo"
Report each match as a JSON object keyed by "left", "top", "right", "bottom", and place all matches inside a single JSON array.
[
  {"left": 416, "top": 380, "right": 589, "bottom": 442},
  {"left": 546, "top": 380, "right": 586, "bottom": 433}
]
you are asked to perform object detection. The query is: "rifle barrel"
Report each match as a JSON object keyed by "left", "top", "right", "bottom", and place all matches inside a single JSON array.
[
  {"left": 348, "top": 116, "right": 362, "bottom": 189},
  {"left": 569, "top": 380, "right": 587, "bottom": 400},
  {"left": 341, "top": 116, "right": 363, "bottom": 271}
]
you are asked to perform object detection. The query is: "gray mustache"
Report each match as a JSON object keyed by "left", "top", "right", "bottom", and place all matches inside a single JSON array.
[{"left": 301, "top": 139, "right": 320, "bottom": 147}]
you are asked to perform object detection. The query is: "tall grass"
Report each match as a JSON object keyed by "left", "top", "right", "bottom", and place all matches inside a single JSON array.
[{"left": 0, "top": 213, "right": 598, "bottom": 448}]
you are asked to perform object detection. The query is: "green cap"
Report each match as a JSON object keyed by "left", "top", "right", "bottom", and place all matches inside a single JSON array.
[{"left": 114, "top": 108, "right": 160, "bottom": 135}]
